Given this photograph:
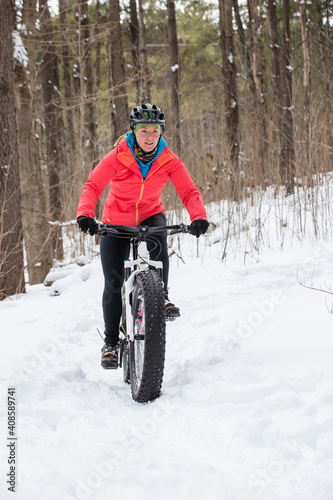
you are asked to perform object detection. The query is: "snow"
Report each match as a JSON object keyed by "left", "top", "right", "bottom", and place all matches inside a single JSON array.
[
  {"left": 12, "top": 31, "right": 28, "bottom": 68},
  {"left": 1, "top": 187, "right": 333, "bottom": 500}
]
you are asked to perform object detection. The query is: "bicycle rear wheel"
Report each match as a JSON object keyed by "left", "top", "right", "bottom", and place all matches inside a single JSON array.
[{"left": 129, "top": 268, "right": 166, "bottom": 402}]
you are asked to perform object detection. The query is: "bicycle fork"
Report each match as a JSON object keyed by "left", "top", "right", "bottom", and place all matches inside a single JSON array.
[{"left": 124, "top": 258, "right": 163, "bottom": 341}]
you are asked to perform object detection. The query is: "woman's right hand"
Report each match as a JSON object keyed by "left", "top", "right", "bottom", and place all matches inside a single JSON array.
[{"left": 77, "top": 216, "right": 98, "bottom": 236}]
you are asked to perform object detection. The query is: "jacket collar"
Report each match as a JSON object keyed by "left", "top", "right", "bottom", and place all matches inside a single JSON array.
[{"left": 117, "top": 137, "right": 174, "bottom": 174}]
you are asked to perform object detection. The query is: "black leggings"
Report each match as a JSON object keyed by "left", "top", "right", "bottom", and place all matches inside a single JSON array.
[{"left": 100, "top": 212, "right": 169, "bottom": 333}]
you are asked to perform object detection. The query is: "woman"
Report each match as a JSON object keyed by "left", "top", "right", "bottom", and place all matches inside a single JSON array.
[{"left": 77, "top": 103, "right": 209, "bottom": 369}]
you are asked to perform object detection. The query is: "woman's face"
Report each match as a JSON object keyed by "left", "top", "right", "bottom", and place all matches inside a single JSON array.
[{"left": 135, "top": 125, "right": 160, "bottom": 152}]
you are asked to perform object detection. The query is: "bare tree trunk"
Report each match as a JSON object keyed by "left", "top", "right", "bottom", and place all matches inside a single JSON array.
[
  {"left": 314, "top": 0, "right": 333, "bottom": 170},
  {"left": 80, "top": 0, "right": 97, "bottom": 178},
  {"left": 281, "top": 0, "right": 295, "bottom": 192},
  {"left": 95, "top": 0, "right": 101, "bottom": 91},
  {"left": 267, "top": 0, "right": 283, "bottom": 118},
  {"left": 73, "top": 4, "right": 82, "bottom": 129},
  {"left": 167, "top": 0, "right": 181, "bottom": 156},
  {"left": 138, "top": 0, "right": 151, "bottom": 103},
  {"left": 109, "top": 0, "right": 129, "bottom": 142},
  {"left": 14, "top": 0, "right": 52, "bottom": 285},
  {"left": 233, "top": 0, "right": 253, "bottom": 88},
  {"left": 94, "top": 0, "right": 102, "bottom": 221},
  {"left": 267, "top": 0, "right": 294, "bottom": 191},
  {"left": 59, "top": 0, "right": 78, "bottom": 221},
  {"left": 249, "top": 0, "right": 268, "bottom": 184},
  {"left": 129, "top": 0, "right": 141, "bottom": 102},
  {"left": 0, "top": 0, "right": 25, "bottom": 299},
  {"left": 39, "top": 0, "right": 64, "bottom": 260},
  {"left": 267, "top": 0, "right": 284, "bottom": 182},
  {"left": 218, "top": 0, "right": 239, "bottom": 198},
  {"left": 299, "top": 0, "right": 311, "bottom": 172},
  {"left": 72, "top": 3, "right": 85, "bottom": 196},
  {"left": 59, "top": 0, "right": 76, "bottom": 164}
]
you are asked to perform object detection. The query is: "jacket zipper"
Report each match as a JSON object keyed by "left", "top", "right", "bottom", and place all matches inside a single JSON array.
[
  {"left": 134, "top": 161, "right": 167, "bottom": 226},
  {"left": 135, "top": 180, "right": 145, "bottom": 227}
]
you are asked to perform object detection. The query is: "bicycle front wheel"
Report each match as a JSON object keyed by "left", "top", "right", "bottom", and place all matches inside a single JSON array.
[{"left": 129, "top": 268, "right": 166, "bottom": 403}]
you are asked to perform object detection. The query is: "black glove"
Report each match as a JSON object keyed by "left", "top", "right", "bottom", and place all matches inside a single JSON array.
[
  {"left": 189, "top": 219, "right": 209, "bottom": 238},
  {"left": 77, "top": 216, "right": 98, "bottom": 236}
]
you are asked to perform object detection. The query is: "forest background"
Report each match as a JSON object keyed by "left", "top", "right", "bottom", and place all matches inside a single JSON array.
[{"left": 0, "top": 0, "right": 332, "bottom": 300}]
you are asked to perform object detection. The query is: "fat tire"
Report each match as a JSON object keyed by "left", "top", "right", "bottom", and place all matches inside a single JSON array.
[{"left": 129, "top": 269, "right": 166, "bottom": 402}]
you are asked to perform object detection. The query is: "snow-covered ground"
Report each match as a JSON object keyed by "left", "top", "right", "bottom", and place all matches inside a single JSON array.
[{"left": 1, "top": 191, "right": 333, "bottom": 500}]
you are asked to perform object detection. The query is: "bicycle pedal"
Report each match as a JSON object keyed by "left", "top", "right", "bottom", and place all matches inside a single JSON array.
[
  {"left": 101, "top": 360, "right": 119, "bottom": 370},
  {"left": 165, "top": 306, "right": 180, "bottom": 320}
]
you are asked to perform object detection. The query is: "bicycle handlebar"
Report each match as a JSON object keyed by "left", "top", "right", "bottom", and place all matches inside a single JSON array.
[{"left": 98, "top": 223, "right": 192, "bottom": 238}]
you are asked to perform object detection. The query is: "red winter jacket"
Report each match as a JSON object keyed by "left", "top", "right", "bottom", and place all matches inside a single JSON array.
[{"left": 77, "top": 137, "right": 207, "bottom": 227}]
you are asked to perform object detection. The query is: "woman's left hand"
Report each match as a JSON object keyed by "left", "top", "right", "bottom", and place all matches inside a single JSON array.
[{"left": 189, "top": 219, "right": 209, "bottom": 238}]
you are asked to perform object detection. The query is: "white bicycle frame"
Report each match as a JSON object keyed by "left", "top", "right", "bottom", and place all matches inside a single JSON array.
[{"left": 123, "top": 242, "right": 163, "bottom": 339}]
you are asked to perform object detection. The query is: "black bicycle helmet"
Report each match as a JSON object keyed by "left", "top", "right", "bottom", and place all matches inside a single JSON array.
[{"left": 129, "top": 103, "right": 166, "bottom": 132}]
